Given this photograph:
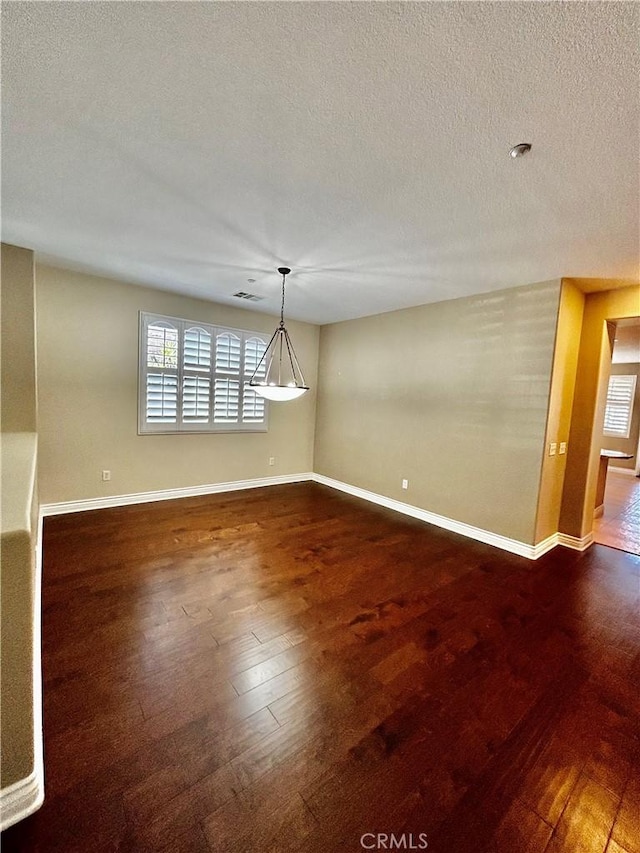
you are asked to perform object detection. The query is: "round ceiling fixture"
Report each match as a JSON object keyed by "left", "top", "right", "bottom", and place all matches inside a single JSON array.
[{"left": 509, "top": 142, "right": 532, "bottom": 159}]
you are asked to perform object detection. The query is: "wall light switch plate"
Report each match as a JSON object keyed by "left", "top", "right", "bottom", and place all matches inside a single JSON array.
[
  {"left": 102, "top": 470, "right": 111, "bottom": 481},
  {"left": 559, "top": 442, "right": 567, "bottom": 455},
  {"left": 549, "top": 443, "right": 557, "bottom": 457},
  {"left": 401, "top": 479, "right": 409, "bottom": 490}
]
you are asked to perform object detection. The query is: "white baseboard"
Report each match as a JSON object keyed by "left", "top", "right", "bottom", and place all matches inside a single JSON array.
[
  {"left": 311, "top": 473, "right": 561, "bottom": 560},
  {"left": 531, "top": 534, "right": 561, "bottom": 559},
  {"left": 40, "top": 473, "right": 314, "bottom": 516},
  {"left": 608, "top": 466, "right": 637, "bottom": 477},
  {"left": 556, "top": 532, "right": 595, "bottom": 551},
  {"left": 39, "top": 471, "right": 599, "bottom": 563},
  {"left": 0, "top": 769, "right": 44, "bottom": 832}
]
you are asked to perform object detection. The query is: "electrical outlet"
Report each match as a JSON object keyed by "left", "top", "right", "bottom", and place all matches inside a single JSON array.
[
  {"left": 102, "top": 470, "right": 111, "bottom": 481},
  {"left": 559, "top": 442, "right": 567, "bottom": 455},
  {"left": 268, "top": 457, "right": 275, "bottom": 466},
  {"left": 549, "top": 443, "right": 557, "bottom": 457},
  {"left": 402, "top": 479, "right": 409, "bottom": 490}
]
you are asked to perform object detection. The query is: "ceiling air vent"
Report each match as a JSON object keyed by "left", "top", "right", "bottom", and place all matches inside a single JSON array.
[{"left": 233, "top": 291, "right": 264, "bottom": 302}]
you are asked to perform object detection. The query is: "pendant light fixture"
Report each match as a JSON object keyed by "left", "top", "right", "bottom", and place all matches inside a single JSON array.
[{"left": 248, "top": 267, "right": 309, "bottom": 401}]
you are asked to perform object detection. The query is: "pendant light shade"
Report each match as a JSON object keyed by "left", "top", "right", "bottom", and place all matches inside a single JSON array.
[{"left": 249, "top": 267, "right": 309, "bottom": 401}]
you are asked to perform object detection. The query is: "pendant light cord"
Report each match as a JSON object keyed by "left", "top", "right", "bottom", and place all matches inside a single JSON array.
[{"left": 280, "top": 271, "right": 286, "bottom": 327}]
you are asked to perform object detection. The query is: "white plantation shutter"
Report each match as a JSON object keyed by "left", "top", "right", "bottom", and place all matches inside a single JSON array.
[
  {"left": 147, "top": 323, "right": 178, "bottom": 369},
  {"left": 184, "top": 327, "right": 211, "bottom": 371},
  {"left": 182, "top": 327, "right": 211, "bottom": 426},
  {"left": 215, "top": 333, "right": 241, "bottom": 374},
  {"left": 144, "top": 321, "right": 179, "bottom": 425},
  {"left": 244, "top": 336, "right": 267, "bottom": 379},
  {"left": 213, "top": 332, "right": 241, "bottom": 422},
  {"left": 242, "top": 337, "right": 267, "bottom": 423},
  {"left": 603, "top": 375, "right": 637, "bottom": 438},
  {"left": 139, "top": 313, "right": 268, "bottom": 433},
  {"left": 214, "top": 378, "right": 240, "bottom": 422},
  {"left": 146, "top": 374, "right": 178, "bottom": 423},
  {"left": 182, "top": 376, "right": 211, "bottom": 423},
  {"left": 242, "top": 388, "right": 266, "bottom": 423}
]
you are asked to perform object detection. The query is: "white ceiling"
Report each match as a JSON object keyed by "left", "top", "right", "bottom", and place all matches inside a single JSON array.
[{"left": 3, "top": 2, "right": 639, "bottom": 325}]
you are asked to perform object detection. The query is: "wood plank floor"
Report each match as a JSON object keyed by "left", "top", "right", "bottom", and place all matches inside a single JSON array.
[
  {"left": 3, "top": 482, "right": 640, "bottom": 853},
  {"left": 594, "top": 472, "right": 640, "bottom": 556}
]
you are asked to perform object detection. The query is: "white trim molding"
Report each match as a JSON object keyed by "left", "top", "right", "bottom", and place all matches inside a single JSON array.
[
  {"left": 0, "top": 769, "right": 44, "bottom": 832},
  {"left": 556, "top": 532, "right": 595, "bottom": 551},
  {"left": 312, "top": 474, "right": 566, "bottom": 560},
  {"left": 608, "top": 466, "right": 637, "bottom": 477},
  {"left": 0, "top": 510, "right": 44, "bottom": 831},
  {"left": 40, "top": 472, "right": 599, "bottom": 560},
  {"left": 530, "top": 534, "right": 560, "bottom": 559},
  {"left": 0, "top": 517, "right": 45, "bottom": 832},
  {"left": 41, "top": 473, "right": 314, "bottom": 516}
]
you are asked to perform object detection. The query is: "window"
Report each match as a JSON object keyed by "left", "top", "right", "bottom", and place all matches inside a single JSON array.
[
  {"left": 139, "top": 312, "right": 268, "bottom": 433},
  {"left": 603, "top": 374, "right": 637, "bottom": 439}
]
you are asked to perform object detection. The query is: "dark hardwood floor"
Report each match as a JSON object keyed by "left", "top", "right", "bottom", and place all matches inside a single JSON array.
[{"left": 3, "top": 482, "right": 640, "bottom": 853}]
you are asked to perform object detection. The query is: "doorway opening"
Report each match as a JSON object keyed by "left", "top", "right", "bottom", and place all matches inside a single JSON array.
[{"left": 592, "top": 317, "right": 640, "bottom": 555}]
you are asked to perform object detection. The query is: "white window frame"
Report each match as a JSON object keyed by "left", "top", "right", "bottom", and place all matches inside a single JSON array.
[
  {"left": 138, "top": 311, "right": 269, "bottom": 434},
  {"left": 603, "top": 373, "right": 637, "bottom": 439}
]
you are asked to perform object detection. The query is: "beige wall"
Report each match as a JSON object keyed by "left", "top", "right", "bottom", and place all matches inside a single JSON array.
[
  {"left": 602, "top": 362, "right": 640, "bottom": 470},
  {"left": 534, "top": 281, "right": 585, "bottom": 543},
  {"left": 1, "top": 244, "right": 37, "bottom": 432},
  {"left": 1, "top": 435, "right": 38, "bottom": 789},
  {"left": 35, "top": 265, "right": 319, "bottom": 505},
  {"left": 1, "top": 533, "right": 35, "bottom": 788},
  {"left": 560, "top": 285, "right": 640, "bottom": 538},
  {"left": 1, "top": 244, "right": 38, "bottom": 789},
  {"left": 314, "top": 280, "right": 562, "bottom": 545}
]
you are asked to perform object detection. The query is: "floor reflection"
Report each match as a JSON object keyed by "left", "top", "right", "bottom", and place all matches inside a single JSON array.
[{"left": 593, "top": 471, "right": 640, "bottom": 555}]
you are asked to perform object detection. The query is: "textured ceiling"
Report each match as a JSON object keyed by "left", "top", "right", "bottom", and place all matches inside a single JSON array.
[{"left": 2, "top": 2, "right": 639, "bottom": 324}]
